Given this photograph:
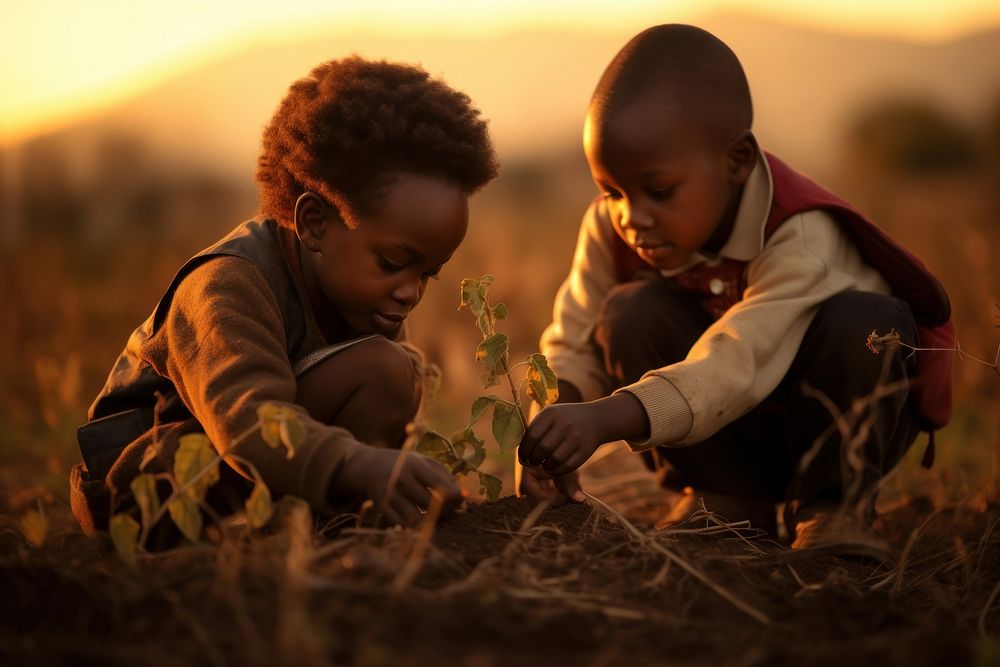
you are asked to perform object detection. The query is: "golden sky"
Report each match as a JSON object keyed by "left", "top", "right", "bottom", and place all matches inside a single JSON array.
[{"left": 2, "top": 0, "right": 998, "bottom": 146}]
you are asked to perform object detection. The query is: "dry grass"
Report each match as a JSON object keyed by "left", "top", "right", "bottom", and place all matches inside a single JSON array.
[
  {"left": 3, "top": 467, "right": 997, "bottom": 667},
  {"left": 1, "top": 153, "right": 998, "bottom": 665}
]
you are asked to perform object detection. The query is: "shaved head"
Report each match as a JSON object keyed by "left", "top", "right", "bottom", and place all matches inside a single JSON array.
[{"left": 590, "top": 24, "right": 752, "bottom": 147}]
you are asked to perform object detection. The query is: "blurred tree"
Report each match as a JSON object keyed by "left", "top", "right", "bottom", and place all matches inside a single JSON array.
[
  {"left": 89, "top": 135, "right": 169, "bottom": 242},
  {"left": 17, "top": 136, "right": 86, "bottom": 239},
  {"left": 849, "top": 98, "right": 980, "bottom": 176}
]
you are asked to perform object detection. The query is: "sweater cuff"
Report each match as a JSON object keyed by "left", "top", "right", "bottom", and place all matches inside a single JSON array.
[
  {"left": 547, "top": 362, "right": 608, "bottom": 403},
  {"left": 296, "top": 428, "right": 362, "bottom": 515},
  {"left": 613, "top": 375, "right": 693, "bottom": 452}
]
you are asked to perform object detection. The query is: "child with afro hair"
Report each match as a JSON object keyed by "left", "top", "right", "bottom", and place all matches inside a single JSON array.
[{"left": 72, "top": 56, "right": 498, "bottom": 537}]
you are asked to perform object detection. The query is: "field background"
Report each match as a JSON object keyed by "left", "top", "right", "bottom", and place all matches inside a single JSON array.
[
  {"left": 1, "top": 9, "right": 997, "bottom": 497},
  {"left": 1, "top": 4, "right": 999, "bottom": 665}
]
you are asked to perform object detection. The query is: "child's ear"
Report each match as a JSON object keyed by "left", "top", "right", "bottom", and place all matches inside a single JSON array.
[
  {"left": 294, "top": 192, "right": 340, "bottom": 251},
  {"left": 727, "top": 130, "right": 759, "bottom": 185}
]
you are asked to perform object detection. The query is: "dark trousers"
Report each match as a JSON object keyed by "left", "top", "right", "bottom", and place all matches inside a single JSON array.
[{"left": 594, "top": 279, "right": 921, "bottom": 515}]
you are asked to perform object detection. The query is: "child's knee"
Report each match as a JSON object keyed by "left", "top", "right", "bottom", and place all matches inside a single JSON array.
[
  {"left": 817, "top": 291, "right": 915, "bottom": 343},
  {"left": 296, "top": 336, "right": 422, "bottom": 430},
  {"left": 596, "top": 280, "right": 664, "bottom": 348},
  {"left": 352, "top": 336, "right": 423, "bottom": 420},
  {"left": 810, "top": 290, "right": 917, "bottom": 379}
]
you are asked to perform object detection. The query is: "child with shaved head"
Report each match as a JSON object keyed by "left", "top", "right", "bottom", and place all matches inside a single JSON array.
[{"left": 519, "top": 25, "right": 954, "bottom": 559}]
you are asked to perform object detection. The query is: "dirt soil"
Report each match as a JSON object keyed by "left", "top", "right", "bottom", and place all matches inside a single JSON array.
[{"left": 1, "top": 451, "right": 999, "bottom": 667}]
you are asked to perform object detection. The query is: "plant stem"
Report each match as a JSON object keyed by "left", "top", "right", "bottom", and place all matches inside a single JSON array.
[
  {"left": 141, "top": 421, "right": 261, "bottom": 547},
  {"left": 501, "top": 361, "right": 529, "bottom": 431},
  {"left": 507, "top": 361, "right": 531, "bottom": 374},
  {"left": 482, "top": 290, "right": 528, "bottom": 431}
]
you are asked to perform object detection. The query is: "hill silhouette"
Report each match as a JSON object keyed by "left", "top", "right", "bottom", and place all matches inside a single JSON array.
[{"left": 3, "top": 13, "right": 999, "bottom": 180}]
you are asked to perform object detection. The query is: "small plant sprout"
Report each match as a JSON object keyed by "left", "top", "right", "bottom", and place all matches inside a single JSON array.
[
  {"left": 413, "top": 275, "right": 559, "bottom": 500},
  {"left": 109, "top": 404, "right": 305, "bottom": 563},
  {"left": 405, "top": 422, "right": 501, "bottom": 502}
]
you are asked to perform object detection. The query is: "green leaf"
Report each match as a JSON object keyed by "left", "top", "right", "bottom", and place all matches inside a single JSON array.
[
  {"left": 480, "top": 371, "right": 501, "bottom": 389},
  {"left": 168, "top": 496, "right": 203, "bottom": 543},
  {"left": 175, "top": 433, "right": 219, "bottom": 504},
  {"left": 452, "top": 427, "right": 487, "bottom": 468},
  {"left": 130, "top": 474, "right": 160, "bottom": 532},
  {"left": 460, "top": 276, "right": 496, "bottom": 335},
  {"left": 278, "top": 413, "right": 305, "bottom": 459},
  {"left": 492, "top": 303, "right": 508, "bottom": 320},
  {"left": 257, "top": 404, "right": 303, "bottom": 458},
  {"left": 19, "top": 507, "right": 48, "bottom": 548},
  {"left": 491, "top": 401, "right": 524, "bottom": 453},
  {"left": 525, "top": 353, "right": 560, "bottom": 408},
  {"left": 258, "top": 405, "right": 281, "bottom": 449},
  {"left": 475, "top": 311, "right": 493, "bottom": 338},
  {"left": 478, "top": 472, "right": 502, "bottom": 501},
  {"left": 475, "top": 333, "right": 509, "bottom": 373},
  {"left": 458, "top": 278, "right": 486, "bottom": 315},
  {"left": 109, "top": 513, "right": 140, "bottom": 565},
  {"left": 469, "top": 395, "right": 501, "bottom": 428},
  {"left": 246, "top": 481, "right": 274, "bottom": 529},
  {"left": 414, "top": 430, "right": 459, "bottom": 467}
]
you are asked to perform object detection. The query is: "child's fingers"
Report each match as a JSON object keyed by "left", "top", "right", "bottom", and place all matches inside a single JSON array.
[
  {"left": 518, "top": 468, "right": 556, "bottom": 499},
  {"left": 542, "top": 439, "right": 577, "bottom": 476},
  {"left": 415, "top": 461, "right": 462, "bottom": 506},
  {"left": 518, "top": 413, "right": 556, "bottom": 465},
  {"left": 524, "top": 421, "right": 567, "bottom": 467},
  {"left": 387, "top": 495, "right": 422, "bottom": 527},
  {"left": 554, "top": 473, "right": 586, "bottom": 503},
  {"left": 548, "top": 449, "right": 592, "bottom": 478},
  {"left": 376, "top": 498, "right": 406, "bottom": 526},
  {"left": 398, "top": 475, "right": 433, "bottom": 511}
]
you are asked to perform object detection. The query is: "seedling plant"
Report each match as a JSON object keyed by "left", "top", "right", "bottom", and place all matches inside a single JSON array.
[
  {"left": 412, "top": 275, "right": 559, "bottom": 500},
  {"left": 108, "top": 405, "right": 304, "bottom": 564}
]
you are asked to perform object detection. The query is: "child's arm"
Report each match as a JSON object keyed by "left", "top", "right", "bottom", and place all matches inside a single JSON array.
[
  {"left": 539, "top": 197, "right": 620, "bottom": 402},
  {"left": 147, "top": 256, "right": 459, "bottom": 521},
  {"left": 518, "top": 391, "right": 648, "bottom": 477},
  {"left": 517, "top": 200, "right": 620, "bottom": 499}
]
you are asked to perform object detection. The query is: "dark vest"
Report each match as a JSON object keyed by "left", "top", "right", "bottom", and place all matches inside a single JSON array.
[
  {"left": 609, "top": 152, "right": 954, "bottom": 444},
  {"left": 77, "top": 218, "right": 310, "bottom": 478}
]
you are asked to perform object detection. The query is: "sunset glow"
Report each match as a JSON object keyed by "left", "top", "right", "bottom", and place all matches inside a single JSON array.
[{"left": 2, "top": 0, "right": 999, "bottom": 146}]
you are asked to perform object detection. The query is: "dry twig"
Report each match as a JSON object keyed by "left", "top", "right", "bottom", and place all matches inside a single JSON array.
[{"left": 583, "top": 491, "right": 772, "bottom": 625}]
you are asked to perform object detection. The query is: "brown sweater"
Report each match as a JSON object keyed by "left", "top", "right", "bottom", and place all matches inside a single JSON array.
[{"left": 106, "top": 252, "right": 363, "bottom": 516}]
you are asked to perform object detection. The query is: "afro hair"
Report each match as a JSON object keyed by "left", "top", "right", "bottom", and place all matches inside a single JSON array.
[{"left": 256, "top": 56, "right": 498, "bottom": 228}]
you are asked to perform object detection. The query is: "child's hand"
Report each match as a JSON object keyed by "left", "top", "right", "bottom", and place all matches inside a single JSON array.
[
  {"left": 518, "top": 465, "right": 585, "bottom": 504},
  {"left": 335, "top": 446, "right": 462, "bottom": 526},
  {"left": 519, "top": 402, "right": 606, "bottom": 476},
  {"left": 518, "top": 393, "right": 649, "bottom": 476}
]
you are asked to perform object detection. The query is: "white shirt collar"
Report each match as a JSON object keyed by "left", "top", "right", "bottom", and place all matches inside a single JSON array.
[
  {"left": 659, "top": 152, "right": 773, "bottom": 276},
  {"left": 716, "top": 151, "right": 774, "bottom": 262}
]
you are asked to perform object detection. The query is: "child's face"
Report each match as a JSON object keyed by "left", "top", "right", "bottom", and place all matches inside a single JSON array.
[
  {"left": 301, "top": 173, "right": 469, "bottom": 337},
  {"left": 584, "top": 93, "right": 747, "bottom": 271}
]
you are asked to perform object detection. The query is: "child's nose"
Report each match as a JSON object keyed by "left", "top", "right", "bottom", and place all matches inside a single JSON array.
[
  {"left": 620, "top": 202, "right": 655, "bottom": 231},
  {"left": 392, "top": 276, "right": 422, "bottom": 306}
]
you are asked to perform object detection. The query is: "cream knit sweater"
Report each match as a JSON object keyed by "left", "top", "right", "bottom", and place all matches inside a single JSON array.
[{"left": 540, "top": 155, "right": 892, "bottom": 451}]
